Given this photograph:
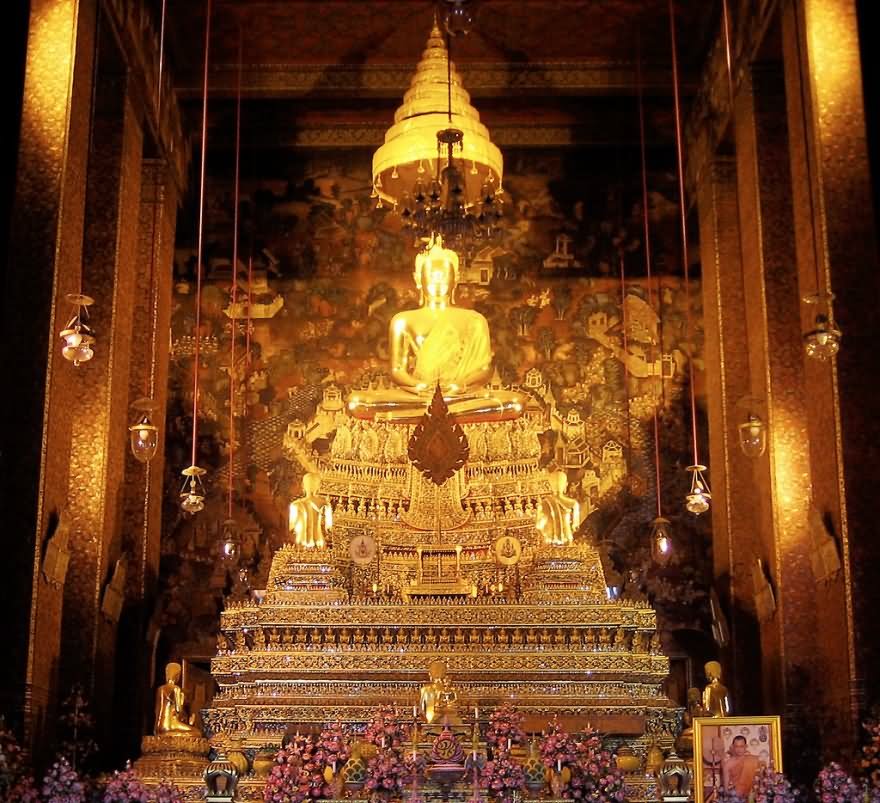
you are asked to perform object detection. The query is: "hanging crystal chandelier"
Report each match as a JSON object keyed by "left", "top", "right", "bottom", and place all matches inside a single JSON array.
[
  {"left": 129, "top": 397, "right": 160, "bottom": 463},
  {"left": 372, "top": 18, "right": 503, "bottom": 259},
  {"left": 59, "top": 293, "right": 96, "bottom": 366},
  {"left": 685, "top": 465, "right": 711, "bottom": 515},
  {"left": 180, "top": 465, "right": 207, "bottom": 514}
]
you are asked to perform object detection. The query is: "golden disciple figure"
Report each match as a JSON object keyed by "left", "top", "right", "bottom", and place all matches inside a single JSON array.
[
  {"left": 288, "top": 472, "right": 333, "bottom": 549},
  {"left": 702, "top": 660, "right": 732, "bottom": 717},
  {"left": 154, "top": 662, "right": 199, "bottom": 735},
  {"left": 535, "top": 470, "right": 581, "bottom": 545},
  {"left": 721, "top": 736, "right": 761, "bottom": 797},
  {"left": 419, "top": 660, "right": 460, "bottom": 724},
  {"left": 348, "top": 237, "right": 523, "bottom": 424}
]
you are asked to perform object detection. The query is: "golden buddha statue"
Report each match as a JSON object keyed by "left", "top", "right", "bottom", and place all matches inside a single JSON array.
[
  {"left": 154, "top": 662, "right": 200, "bottom": 735},
  {"left": 288, "top": 472, "right": 333, "bottom": 549},
  {"left": 702, "top": 660, "right": 732, "bottom": 717},
  {"left": 536, "top": 470, "right": 581, "bottom": 546},
  {"left": 419, "top": 660, "right": 460, "bottom": 724},
  {"left": 675, "top": 687, "right": 710, "bottom": 757},
  {"left": 347, "top": 238, "right": 523, "bottom": 424}
]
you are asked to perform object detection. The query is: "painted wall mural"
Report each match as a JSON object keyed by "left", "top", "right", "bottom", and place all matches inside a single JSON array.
[{"left": 158, "top": 147, "right": 712, "bottom": 674}]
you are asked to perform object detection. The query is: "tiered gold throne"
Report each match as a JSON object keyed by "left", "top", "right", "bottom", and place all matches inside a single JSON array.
[{"left": 202, "top": 240, "right": 677, "bottom": 757}]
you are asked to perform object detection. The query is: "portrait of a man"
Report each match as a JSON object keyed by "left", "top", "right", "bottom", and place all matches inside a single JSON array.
[{"left": 694, "top": 716, "right": 782, "bottom": 803}]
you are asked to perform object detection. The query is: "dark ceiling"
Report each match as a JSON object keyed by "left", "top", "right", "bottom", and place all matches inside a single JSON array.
[{"left": 163, "top": 0, "right": 719, "bottom": 151}]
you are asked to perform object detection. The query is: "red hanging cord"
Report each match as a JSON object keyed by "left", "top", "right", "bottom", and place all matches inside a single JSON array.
[
  {"left": 668, "top": 0, "right": 701, "bottom": 466},
  {"left": 228, "top": 25, "right": 242, "bottom": 519},
  {"left": 191, "top": 0, "right": 212, "bottom": 469},
  {"left": 637, "top": 28, "right": 664, "bottom": 520}
]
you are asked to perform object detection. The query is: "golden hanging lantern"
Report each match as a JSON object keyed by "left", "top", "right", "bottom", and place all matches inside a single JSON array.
[{"left": 372, "top": 19, "right": 502, "bottom": 213}]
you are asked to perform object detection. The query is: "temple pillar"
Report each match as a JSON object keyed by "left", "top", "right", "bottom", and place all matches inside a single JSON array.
[
  {"left": 114, "top": 157, "right": 179, "bottom": 762},
  {"left": 734, "top": 58, "right": 828, "bottom": 774},
  {"left": 0, "top": 0, "right": 98, "bottom": 756},
  {"left": 58, "top": 50, "right": 144, "bottom": 748},
  {"left": 695, "top": 157, "right": 763, "bottom": 714},
  {"left": 781, "top": 0, "right": 880, "bottom": 755}
]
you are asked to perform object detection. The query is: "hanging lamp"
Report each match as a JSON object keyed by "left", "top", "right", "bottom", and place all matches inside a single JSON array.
[
  {"left": 129, "top": 0, "right": 168, "bottom": 463},
  {"left": 60, "top": 293, "right": 96, "bottom": 366},
  {"left": 220, "top": 24, "right": 244, "bottom": 551},
  {"left": 129, "top": 397, "right": 160, "bottom": 463},
  {"left": 181, "top": 0, "right": 212, "bottom": 512},
  {"left": 790, "top": 2, "right": 841, "bottom": 360},
  {"left": 637, "top": 27, "right": 674, "bottom": 564},
  {"left": 669, "top": 0, "right": 710, "bottom": 515},
  {"left": 60, "top": 1, "right": 100, "bottom": 367}
]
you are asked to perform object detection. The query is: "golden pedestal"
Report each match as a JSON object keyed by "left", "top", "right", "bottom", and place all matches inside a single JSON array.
[{"left": 135, "top": 732, "right": 210, "bottom": 782}]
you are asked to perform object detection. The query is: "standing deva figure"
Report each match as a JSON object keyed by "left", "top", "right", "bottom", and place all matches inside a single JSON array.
[{"left": 288, "top": 472, "right": 333, "bottom": 549}]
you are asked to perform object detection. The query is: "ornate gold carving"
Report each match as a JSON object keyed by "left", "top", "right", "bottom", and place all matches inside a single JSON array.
[{"left": 408, "top": 386, "right": 470, "bottom": 487}]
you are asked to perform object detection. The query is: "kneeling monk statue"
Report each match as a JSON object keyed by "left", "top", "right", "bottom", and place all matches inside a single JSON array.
[{"left": 348, "top": 237, "right": 522, "bottom": 424}]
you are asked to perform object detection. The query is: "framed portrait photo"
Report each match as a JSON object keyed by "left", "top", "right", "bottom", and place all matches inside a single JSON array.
[{"left": 693, "top": 716, "right": 782, "bottom": 803}]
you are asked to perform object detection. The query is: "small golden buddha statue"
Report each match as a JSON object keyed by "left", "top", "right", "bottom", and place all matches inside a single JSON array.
[
  {"left": 419, "top": 660, "right": 460, "bottom": 724},
  {"left": 288, "top": 472, "right": 333, "bottom": 549},
  {"left": 154, "top": 662, "right": 200, "bottom": 736},
  {"left": 702, "top": 660, "right": 732, "bottom": 717},
  {"left": 675, "top": 687, "right": 710, "bottom": 757},
  {"left": 347, "top": 238, "right": 523, "bottom": 424},
  {"left": 536, "top": 470, "right": 581, "bottom": 546}
]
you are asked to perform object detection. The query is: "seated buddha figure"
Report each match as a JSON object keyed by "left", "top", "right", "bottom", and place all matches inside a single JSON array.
[
  {"left": 419, "top": 660, "right": 461, "bottom": 724},
  {"left": 535, "top": 470, "right": 581, "bottom": 546},
  {"left": 288, "top": 472, "right": 332, "bottom": 549},
  {"left": 154, "top": 662, "right": 200, "bottom": 736},
  {"left": 348, "top": 237, "right": 523, "bottom": 424}
]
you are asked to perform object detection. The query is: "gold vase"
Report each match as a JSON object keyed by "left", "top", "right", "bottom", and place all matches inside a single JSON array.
[{"left": 252, "top": 750, "right": 276, "bottom": 778}]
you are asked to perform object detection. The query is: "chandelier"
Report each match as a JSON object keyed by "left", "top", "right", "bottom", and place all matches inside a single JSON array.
[
  {"left": 59, "top": 293, "right": 96, "bottom": 366},
  {"left": 372, "top": 18, "right": 503, "bottom": 258}
]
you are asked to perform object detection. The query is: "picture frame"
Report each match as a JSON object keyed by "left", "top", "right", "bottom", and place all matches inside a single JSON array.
[{"left": 693, "top": 716, "right": 783, "bottom": 803}]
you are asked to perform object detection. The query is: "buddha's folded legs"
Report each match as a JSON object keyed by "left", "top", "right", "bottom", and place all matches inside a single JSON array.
[{"left": 347, "top": 389, "right": 524, "bottom": 424}]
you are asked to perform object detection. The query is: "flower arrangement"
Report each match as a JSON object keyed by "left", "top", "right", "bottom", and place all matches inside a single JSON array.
[
  {"left": 567, "top": 736, "right": 625, "bottom": 803},
  {"left": 484, "top": 705, "right": 526, "bottom": 752},
  {"left": 713, "top": 787, "right": 746, "bottom": 803},
  {"left": 7, "top": 775, "right": 41, "bottom": 803},
  {"left": 751, "top": 765, "right": 799, "bottom": 803},
  {"left": 57, "top": 686, "right": 98, "bottom": 773},
  {"left": 365, "top": 747, "right": 409, "bottom": 801},
  {"left": 814, "top": 762, "right": 862, "bottom": 803},
  {"left": 103, "top": 766, "right": 148, "bottom": 802},
  {"left": 539, "top": 717, "right": 579, "bottom": 773},
  {"left": 363, "top": 706, "right": 408, "bottom": 751},
  {"left": 0, "top": 717, "right": 26, "bottom": 793},
  {"left": 315, "top": 721, "right": 351, "bottom": 776},
  {"left": 41, "top": 756, "right": 86, "bottom": 803},
  {"left": 860, "top": 720, "right": 880, "bottom": 792},
  {"left": 263, "top": 733, "right": 326, "bottom": 803},
  {"left": 480, "top": 749, "right": 526, "bottom": 803},
  {"left": 154, "top": 779, "right": 186, "bottom": 803}
]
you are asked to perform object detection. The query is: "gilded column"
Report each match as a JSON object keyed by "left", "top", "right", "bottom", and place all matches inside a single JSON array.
[
  {"left": 0, "top": 0, "right": 98, "bottom": 754},
  {"left": 735, "top": 60, "right": 823, "bottom": 771},
  {"left": 59, "top": 63, "right": 144, "bottom": 738},
  {"left": 696, "top": 157, "right": 763, "bottom": 713},
  {"left": 782, "top": 0, "right": 880, "bottom": 753}
]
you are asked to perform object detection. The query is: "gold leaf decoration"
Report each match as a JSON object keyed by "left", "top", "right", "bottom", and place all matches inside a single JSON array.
[{"left": 407, "top": 384, "right": 470, "bottom": 485}]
